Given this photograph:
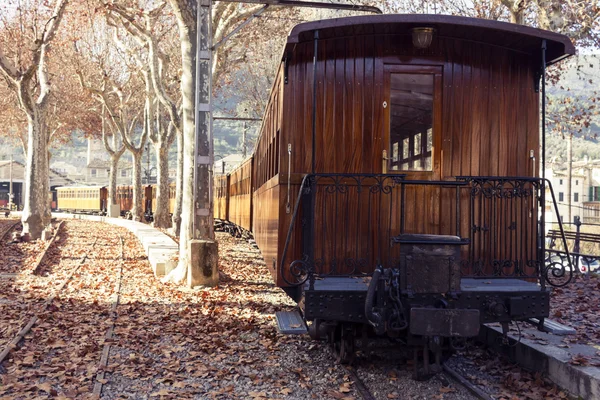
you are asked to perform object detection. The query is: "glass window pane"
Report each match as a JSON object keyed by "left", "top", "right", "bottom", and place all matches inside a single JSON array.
[
  {"left": 390, "top": 73, "right": 434, "bottom": 172},
  {"left": 414, "top": 132, "right": 421, "bottom": 156}
]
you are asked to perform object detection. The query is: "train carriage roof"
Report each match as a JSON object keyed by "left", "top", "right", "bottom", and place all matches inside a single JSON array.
[
  {"left": 56, "top": 185, "right": 106, "bottom": 190},
  {"left": 287, "top": 14, "right": 575, "bottom": 66}
]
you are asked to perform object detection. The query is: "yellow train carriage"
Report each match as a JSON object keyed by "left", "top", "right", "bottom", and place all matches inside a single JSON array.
[
  {"left": 57, "top": 186, "right": 108, "bottom": 213},
  {"left": 151, "top": 183, "right": 176, "bottom": 215}
]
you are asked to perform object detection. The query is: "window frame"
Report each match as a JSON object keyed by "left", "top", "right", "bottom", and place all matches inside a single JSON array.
[{"left": 384, "top": 64, "right": 443, "bottom": 180}]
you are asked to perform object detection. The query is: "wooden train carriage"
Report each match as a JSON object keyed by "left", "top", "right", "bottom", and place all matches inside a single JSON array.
[
  {"left": 246, "top": 15, "right": 574, "bottom": 290},
  {"left": 116, "top": 186, "right": 134, "bottom": 214},
  {"left": 151, "top": 183, "right": 177, "bottom": 215},
  {"left": 117, "top": 185, "right": 153, "bottom": 215},
  {"left": 57, "top": 186, "right": 108, "bottom": 212},
  {"left": 228, "top": 157, "right": 253, "bottom": 231},
  {"left": 144, "top": 185, "right": 153, "bottom": 214},
  {"left": 214, "top": 174, "right": 229, "bottom": 221},
  {"left": 168, "top": 183, "right": 176, "bottom": 214}
]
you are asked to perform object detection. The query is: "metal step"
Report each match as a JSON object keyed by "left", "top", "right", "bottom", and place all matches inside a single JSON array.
[
  {"left": 276, "top": 310, "right": 308, "bottom": 335},
  {"left": 528, "top": 318, "right": 576, "bottom": 335}
]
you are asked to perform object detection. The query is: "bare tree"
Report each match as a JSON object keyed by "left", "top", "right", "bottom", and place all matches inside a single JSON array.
[
  {"left": 0, "top": 0, "right": 70, "bottom": 238},
  {"left": 104, "top": 2, "right": 181, "bottom": 227},
  {"left": 101, "top": 106, "right": 126, "bottom": 211}
]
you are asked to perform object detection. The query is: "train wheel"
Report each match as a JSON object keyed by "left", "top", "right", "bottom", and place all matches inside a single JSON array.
[{"left": 330, "top": 324, "right": 355, "bottom": 364}]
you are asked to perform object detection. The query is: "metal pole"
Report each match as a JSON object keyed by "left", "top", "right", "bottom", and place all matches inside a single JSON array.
[
  {"left": 311, "top": 30, "right": 319, "bottom": 174},
  {"left": 567, "top": 133, "right": 572, "bottom": 222},
  {"left": 193, "top": 0, "right": 214, "bottom": 240},
  {"left": 541, "top": 40, "right": 547, "bottom": 180},
  {"left": 242, "top": 121, "right": 247, "bottom": 158},
  {"left": 146, "top": 144, "right": 150, "bottom": 184},
  {"left": 9, "top": 154, "right": 13, "bottom": 209}
]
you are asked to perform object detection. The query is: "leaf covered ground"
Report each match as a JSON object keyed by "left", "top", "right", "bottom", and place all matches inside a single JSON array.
[
  {"left": 551, "top": 274, "right": 600, "bottom": 345},
  {"left": 0, "top": 220, "right": 479, "bottom": 399},
  {"left": 0, "top": 219, "right": 588, "bottom": 399}
]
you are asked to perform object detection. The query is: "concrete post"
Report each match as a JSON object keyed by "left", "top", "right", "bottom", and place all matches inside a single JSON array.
[
  {"left": 567, "top": 134, "right": 572, "bottom": 223},
  {"left": 190, "top": 0, "right": 218, "bottom": 287},
  {"left": 189, "top": 240, "right": 219, "bottom": 287}
]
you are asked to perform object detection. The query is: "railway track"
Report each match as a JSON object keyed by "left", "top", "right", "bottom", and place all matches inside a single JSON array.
[
  {"left": 0, "top": 219, "right": 20, "bottom": 242},
  {"left": 93, "top": 235, "right": 125, "bottom": 398},
  {"left": 443, "top": 364, "right": 494, "bottom": 400},
  {"left": 0, "top": 221, "right": 127, "bottom": 397},
  {"left": 333, "top": 341, "right": 495, "bottom": 400},
  {"left": 343, "top": 361, "right": 493, "bottom": 400},
  {"left": 0, "top": 236, "right": 99, "bottom": 365}
]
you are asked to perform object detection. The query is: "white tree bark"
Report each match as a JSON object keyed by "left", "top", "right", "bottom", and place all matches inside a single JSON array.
[
  {"left": 162, "top": 0, "right": 198, "bottom": 284},
  {"left": 171, "top": 128, "right": 184, "bottom": 236},
  {"left": 22, "top": 112, "right": 51, "bottom": 238},
  {"left": 131, "top": 150, "right": 144, "bottom": 221},
  {"left": 121, "top": 103, "right": 148, "bottom": 222},
  {"left": 0, "top": 0, "right": 69, "bottom": 239},
  {"left": 153, "top": 130, "right": 173, "bottom": 227},
  {"left": 106, "top": 8, "right": 179, "bottom": 228},
  {"left": 101, "top": 108, "right": 126, "bottom": 207}
]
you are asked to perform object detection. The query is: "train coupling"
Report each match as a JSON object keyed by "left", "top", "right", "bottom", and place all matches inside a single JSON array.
[{"left": 365, "top": 266, "right": 409, "bottom": 336}]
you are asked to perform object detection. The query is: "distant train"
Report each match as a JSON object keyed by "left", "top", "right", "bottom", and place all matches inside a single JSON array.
[{"left": 55, "top": 183, "right": 176, "bottom": 219}]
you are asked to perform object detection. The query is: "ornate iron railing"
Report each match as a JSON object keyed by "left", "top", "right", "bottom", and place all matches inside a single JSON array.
[{"left": 281, "top": 174, "right": 573, "bottom": 289}]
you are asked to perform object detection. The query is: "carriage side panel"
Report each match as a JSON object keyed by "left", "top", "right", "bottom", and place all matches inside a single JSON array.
[
  {"left": 214, "top": 174, "right": 229, "bottom": 221},
  {"left": 228, "top": 157, "right": 253, "bottom": 231},
  {"left": 252, "top": 67, "right": 285, "bottom": 281}
]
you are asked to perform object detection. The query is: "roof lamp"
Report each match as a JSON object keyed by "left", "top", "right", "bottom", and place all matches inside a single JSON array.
[{"left": 412, "top": 27, "right": 435, "bottom": 49}]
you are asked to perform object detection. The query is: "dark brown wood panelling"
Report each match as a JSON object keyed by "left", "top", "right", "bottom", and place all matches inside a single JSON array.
[
  {"left": 214, "top": 174, "right": 229, "bottom": 221},
  {"left": 247, "top": 66, "right": 286, "bottom": 279},
  {"left": 274, "top": 33, "right": 542, "bottom": 286},
  {"left": 228, "top": 157, "right": 253, "bottom": 231}
]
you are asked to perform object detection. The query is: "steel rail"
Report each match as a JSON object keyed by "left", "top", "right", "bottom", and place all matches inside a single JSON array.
[
  {"left": 0, "top": 236, "right": 99, "bottom": 365},
  {"left": 443, "top": 364, "right": 494, "bottom": 400},
  {"left": 343, "top": 365, "right": 376, "bottom": 400},
  {"left": 31, "top": 220, "right": 64, "bottom": 275},
  {"left": 93, "top": 234, "right": 126, "bottom": 397},
  {"left": 0, "top": 219, "right": 20, "bottom": 243}
]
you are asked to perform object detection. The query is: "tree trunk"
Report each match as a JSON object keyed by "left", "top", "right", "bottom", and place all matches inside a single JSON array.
[
  {"left": 21, "top": 112, "right": 51, "bottom": 239},
  {"left": 171, "top": 129, "right": 184, "bottom": 236},
  {"left": 132, "top": 152, "right": 144, "bottom": 221},
  {"left": 153, "top": 144, "right": 171, "bottom": 228},
  {"left": 164, "top": 2, "right": 197, "bottom": 284},
  {"left": 108, "top": 154, "right": 119, "bottom": 206}
]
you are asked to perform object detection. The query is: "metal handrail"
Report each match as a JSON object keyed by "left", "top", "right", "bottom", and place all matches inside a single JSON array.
[
  {"left": 279, "top": 174, "right": 311, "bottom": 286},
  {"left": 279, "top": 173, "right": 409, "bottom": 286},
  {"left": 543, "top": 178, "right": 574, "bottom": 286},
  {"left": 280, "top": 174, "right": 575, "bottom": 288}
]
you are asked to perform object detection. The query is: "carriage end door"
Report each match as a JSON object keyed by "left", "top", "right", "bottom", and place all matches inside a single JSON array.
[{"left": 383, "top": 65, "right": 442, "bottom": 180}]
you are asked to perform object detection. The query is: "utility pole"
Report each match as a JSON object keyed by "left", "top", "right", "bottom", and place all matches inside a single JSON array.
[
  {"left": 188, "top": 0, "right": 218, "bottom": 287},
  {"left": 8, "top": 154, "right": 13, "bottom": 209},
  {"left": 567, "top": 133, "right": 573, "bottom": 223},
  {"left": 242, "top": 121, "right": 247, "bottom": 158},
  {"left": 193, "top": 0, "right": 214, "bottom": 240},
  {"left": 146, "top": 144, "right": 150, "bottom": 185}
]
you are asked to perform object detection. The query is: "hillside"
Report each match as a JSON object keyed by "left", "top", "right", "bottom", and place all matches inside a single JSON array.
[{"left": 546, "top": 54, "right": 600, "bottom": 161}]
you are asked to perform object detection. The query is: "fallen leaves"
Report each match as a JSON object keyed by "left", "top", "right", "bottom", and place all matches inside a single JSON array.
[{"left": 551, "top": 273, "right": 600, "bottom": 345}]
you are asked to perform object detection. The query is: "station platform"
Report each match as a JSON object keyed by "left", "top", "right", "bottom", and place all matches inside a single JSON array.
[
  {"left": 13, "top": 212, "right": 178, "bottom": 277},
  {"left": 481, "top": 321, "right": 600, "bottom": 399}
]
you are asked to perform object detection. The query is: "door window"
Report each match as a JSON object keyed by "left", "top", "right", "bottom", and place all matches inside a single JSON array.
[{"left": 389, "top": 73, "right": 434, "bottom": 172}]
